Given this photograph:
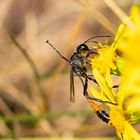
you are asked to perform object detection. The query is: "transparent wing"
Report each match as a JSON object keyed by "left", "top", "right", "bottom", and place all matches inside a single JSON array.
[{"left": 70, "top": 66, "right": 75, "bottom": 102}]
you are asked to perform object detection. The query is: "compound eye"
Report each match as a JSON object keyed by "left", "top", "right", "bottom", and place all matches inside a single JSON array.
[{"left": 77, "top": 44, "right": 89, "bottom": 53}]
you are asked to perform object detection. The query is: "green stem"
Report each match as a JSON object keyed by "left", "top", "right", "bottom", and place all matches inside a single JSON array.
[
  {"left": 0, "top": 110, "right": 91, "bottom": 123},
  {"left": 6, "top": 122, "right": 17, "bottom": 140}
]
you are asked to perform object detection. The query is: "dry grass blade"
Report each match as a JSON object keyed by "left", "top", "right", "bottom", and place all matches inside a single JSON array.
[
  {"left": 91, "top": 9, "right": 115, "bottom": 33},
  {"left": 0, "top": 0, "right": 13, "bottom": 28},
  {"left": 76, "top": 0, "right": 115, "bottom": 32},
  {"left": 0, "top": 97, "right": 12, "bottom": 115},
  {"left": 75, "top": 0, "right": 90, "bottom": 9},
  {"left": 0, "top": 80, "right": 55, "bottom": 136},
  {"left": 0, "top": 80, "right": 40, "bottom": 114},
  {"left": 103, "top": 0, "right": 128, "bottom": 21},
  {"left": 0, "top": 120, "right": 10, "bottom": 137},
  {"left": 25, "top": 12, "right": 38, "bottom": 48},
  {"left": 103, "top": 0, "right": 134, "bottom": 32},
  {"left": 37, "top": 120, "right": 57, "bottom": 136}
]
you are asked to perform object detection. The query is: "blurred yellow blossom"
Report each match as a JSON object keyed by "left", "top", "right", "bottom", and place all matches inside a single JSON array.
[
  {"left": 115, "top": 5, "right": 140, "bottom": 126},
  {"left": 89, "top": 5, "right": 140, "bottom": 140},
  {"left": 117, "top": 5, "right": 140, "bottom": 64}
]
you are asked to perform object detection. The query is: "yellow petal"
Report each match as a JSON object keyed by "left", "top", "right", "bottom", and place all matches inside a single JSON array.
[
  {"left": 123, "top": 121, "right": 140, "bottom": 140},
  {"left": 110, "top": 107, "right": 140, "bottom": 140},
  {"left": 105, "top": 69, "right": 113, "bottom": 88},
  {"left": 125, "top": 94, "right": 140, "bottom": 114},
  {"left": 93, "top": 68, "right": 116, "bottom": 103},
  {"left": 131, "top": 5, "right": 140, "bottom": 26},
  {"left": 90, "top": 86, "right": 107, "bottom": 102}
]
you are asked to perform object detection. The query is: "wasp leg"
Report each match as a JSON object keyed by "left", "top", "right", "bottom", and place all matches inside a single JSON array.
[
  {"left": 86, "top": 96, "right": 117, "bottom": 105},
  {"left": 86, "top": 49, "right": 98, "bottom": 57},
  {"left": 86, "top": 75, "right": 97, "bottom": 84},
  {"left": 81, "top": 74, "right": 118, "bottom": 105},
  {"left": 78, "top": 76, "right": 91, "bottom": 98},
  {"left": 87, "top": 75, "right": 119, "bottom": 89},
  {"left": 78, "top": 75, "right": 89, "bottom": 97},
  {"left": 84, "top": 77, "right": 88, "bottom": 96},
  {"left": 78, "top": 74, "right": 117, "bottom": 105}
]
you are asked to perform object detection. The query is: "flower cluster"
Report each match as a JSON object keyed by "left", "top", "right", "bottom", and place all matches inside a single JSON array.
[{"left": 88, "top": 5, "right": 140, "bottom": 140}]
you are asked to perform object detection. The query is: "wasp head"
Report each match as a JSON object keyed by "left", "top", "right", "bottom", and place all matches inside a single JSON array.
[{"left": 76, "top": 44, "right": 89, "bottom": 57}]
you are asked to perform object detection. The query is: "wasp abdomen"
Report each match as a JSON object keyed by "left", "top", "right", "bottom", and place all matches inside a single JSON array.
[{"left": 96, "top": 110, "right": 110, "bottom": 123}]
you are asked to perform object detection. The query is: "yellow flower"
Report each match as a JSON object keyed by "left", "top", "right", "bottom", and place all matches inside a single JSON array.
[
  {"left": 89, "top": 5, "right": 140, "bottom": 140},
  {"left": 90, "top": 43, "right": 117, "bottom": 88},
  {"left": 115, "top": 5, "right": 140, "bottom": 123},
  {"left": 110, "top": 106, "right": 140, "bottom": 140},
  {"left": 90, "top": 67, "right": 140, "bottom": 139},
  {"left": 116, "top": 5, "right": 140, "bottom": 65}
]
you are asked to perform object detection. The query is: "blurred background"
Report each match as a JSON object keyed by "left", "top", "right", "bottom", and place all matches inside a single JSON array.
[{"left": 0, "top": 0, "right": 136, "bottom": 139}]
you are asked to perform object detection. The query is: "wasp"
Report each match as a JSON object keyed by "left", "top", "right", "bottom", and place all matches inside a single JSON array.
[
  {"left": 46, "top": 35, "right": 113, "bottom": 102},
  {"left": 46, "top": 35, "right": 117, "bottom": 123}
]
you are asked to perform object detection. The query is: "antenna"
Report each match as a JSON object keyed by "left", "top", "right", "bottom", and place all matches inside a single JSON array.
[
  {"left": 46, "top": 40, "right": 70, "bottom": 63},
  {"left": 84, "top": 35, "right": 111, "bottom": 44}
]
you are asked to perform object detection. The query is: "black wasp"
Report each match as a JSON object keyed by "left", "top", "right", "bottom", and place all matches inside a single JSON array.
[
  {"left": 46, "top": 35, "right": 115, "bottom": 104},
  {"left": 46, "top": 35, "right": 117, "bottom": 124}
]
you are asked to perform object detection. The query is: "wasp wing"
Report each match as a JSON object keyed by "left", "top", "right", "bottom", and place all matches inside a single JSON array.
[{"left": 70, "top": 66, "right": 75, "bottom": 102}]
